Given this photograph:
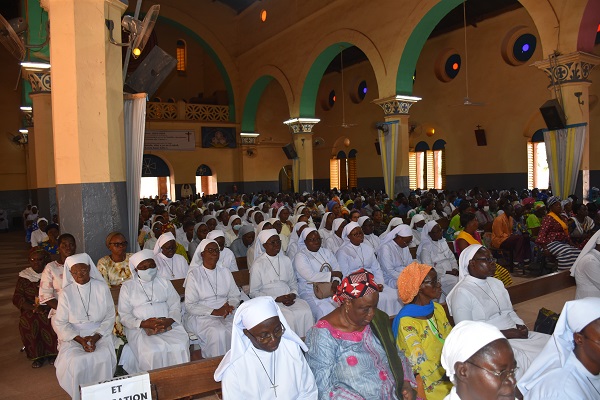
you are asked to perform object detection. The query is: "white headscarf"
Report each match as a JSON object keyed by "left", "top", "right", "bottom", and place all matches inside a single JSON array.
[
  {"left": 207, "top": 230, "right": 225, "bottom": 241},
  {"left": 379, "top": 217, "right": 404, "bottom": 238},
  {"left": 289, "top": 221, "right": 308, "bottom": 245},
  {"left": 341, "top": 221, "right": 361, "bottom": 243},
  {"left": 409, "top": 214, "right": 425, "bottom": 228},
  {"left": 62, "top": 253, "right": 104, "bottom": 287},
  {"left": 252, "top": 211, "right": 264, "bottom": 227},
  {"left": 357, "top": 216, "right": 370, "bottom": 227},
  {"left": 202, "top": 215, "right": 216, "bottom": 224},
  {"left": 298, "top": 227, "right": 317, "bottom": 254},
  {"left": 255, "top": 220, "right": 271, "bottom": 236},
  {"left": 193, "top": 222, "right": 206, "bottom": 240},
  {"left": 379, "top": 224, "right": 412, "bottom": 248},
  {"left": 214, "top": 296, "right": 306, "bottom": 381},
  {"left": 128, "top": 249, "right": 155, "bottom": 276},
  {"left": 153, "top": 232, "right": 176, "bottom": 255},
  {"left": 331, "top": 218, "right": 345, "bottom": 235},
  {"left": 416, "top": 221, "right": 440, "bottom": 260},
  {"left": 518, "top": 297, "right": 600, "bottom": 396},
  {"left": 275, "top": 206, "right": 289, "bottom": 220},
  {"left": 253, "top": 229, "right": 279, "bottom": 260},
  {"left": 457, "top": 243, "right": 482, "bottom": 281},
  {"left": 319, "top": 212, "right": 333, "bottom": 231},
  {"left": 189, "top": 238, "right": 219, "bottom": 269},
  {"left": 570, "top": 230, "right": 600, "bottom": 278},
  {"left": 441, "top": 320, "right": 505, "bottom": 384},
  {"left": 225, "top": 216, "right": 242, "bottom": 237}
]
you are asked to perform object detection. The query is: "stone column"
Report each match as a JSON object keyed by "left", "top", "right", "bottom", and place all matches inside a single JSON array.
[
  {"left": 283, "top": 118, "right": 320, "bottom": 193},
  {"left": 46, "top": 0, "right": 128, "bottom": 261},
  {"left": 373, "top": 95, "right": 421, "bottom": 196},
  {"left": 533, "top": 52, "right": 600, "bottom": 199}
]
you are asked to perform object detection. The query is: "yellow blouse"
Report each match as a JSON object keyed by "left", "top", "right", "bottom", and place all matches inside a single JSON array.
[{"left": 96, "top": 254, "right": 133, "bottom": 287}]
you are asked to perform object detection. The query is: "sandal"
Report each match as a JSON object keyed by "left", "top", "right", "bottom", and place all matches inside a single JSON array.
[
  {"left": 31, "top": 359, "right": 44, "bottom": 368},
  {"left": 47, "top": 356, "right": 56, "bottom": 365}
]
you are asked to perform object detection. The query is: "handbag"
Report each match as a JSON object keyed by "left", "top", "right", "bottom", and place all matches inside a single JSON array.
[
  {"left": 312, "top": 263, "right": 334, "bottom": 299},
  {"left": 533, "top": 307, "right": 560, "bottom": 335}
]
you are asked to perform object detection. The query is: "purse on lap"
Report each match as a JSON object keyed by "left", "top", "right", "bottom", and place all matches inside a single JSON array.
[{"left": 311, "top": 263, "right": 334, "bottom": 299}]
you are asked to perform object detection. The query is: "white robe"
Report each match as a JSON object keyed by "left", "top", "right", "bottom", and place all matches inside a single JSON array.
[
  {"left": 318, "top": 228, "right": 333, "bottom": 243},
  {"left": 378, "top": 241, "right": 415, "bottom": 289},
  {"left": 250, "top": 253, "right": 314, "bottom": 337},
  {"left": 30, "top": 229, "right": 48, "bottom": 246},
  {"left": 184, "top": 266, "right": 240, "bottom": 358},
  {"left": 154, "top": 253, "right": 189, "bottom": 280},
  {"left": 293, "top": 248, "right": 340, "bottom": 320},
  {"left": 118, "top": 276, "right": 190, "bottom": 373},
  {"left": 363, "top": 233, "right": 381, "bottom": 254},
  {"left": 221, "top": 341, "right": 318, "bottom": 399},
  {"left": 573, "top": 250, "right": 600, "bottom": 300},
  {"left": 325, "top": 235, "right": 343, "bottom": 254},
  {"left": 336, "top": 242, "right": 403, "bottom": 316},
  {"left": 447, "top": 276, "right": 549, "bottom": 379},
  {"left": 219, "top": 247, "right": 239, "bottom": 272},
  {"left": 418, "top": 240, "right": 459, "bottom": 302},
  {"left": 52, "top": 279, "right": 116, "bottom": 400},
  {"left": 39, "top": 260, "right": 64, "bottom": 318}
]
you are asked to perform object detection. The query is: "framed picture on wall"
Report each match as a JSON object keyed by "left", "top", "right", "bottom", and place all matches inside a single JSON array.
[{"left": 201, "top": 127, "right": 236, "bottom": 148}]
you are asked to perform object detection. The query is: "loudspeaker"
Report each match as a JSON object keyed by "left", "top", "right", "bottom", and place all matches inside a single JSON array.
[
  {"left": 282, "top": 143, "right": 298, "bottom": 159},
  {"left": 125, "top": 46, "right": 177, "bottom": 97},
  {"left": 374, "top": 141, "right": 381, "bottom": 155},
  {"left": 475, "top": 129, "right": 487, "bottom": 146},
  {"left": 539, "top": 99, "right": 567, "bottom": 130}
]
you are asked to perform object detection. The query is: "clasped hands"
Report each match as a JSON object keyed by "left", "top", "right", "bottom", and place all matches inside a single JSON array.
[
  {"left": 211, "top": 302, "right": 234, "bottom": 318},
  {"left": 141, "top": 317, "right": 175, "bottom": 336},
  {"left": 275, "top": 293, "right": 296, "bottom": 306},
  {"left": 502, "top": 324, "right": 529, "bottom": 339},
  {"left": 74, "top": 333, "right": 101, "bottom": 352}
]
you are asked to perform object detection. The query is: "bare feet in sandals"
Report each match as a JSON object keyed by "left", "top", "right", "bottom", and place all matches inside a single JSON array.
[{"left": 31, "top": 359, "right": 44, "bottom": 368}]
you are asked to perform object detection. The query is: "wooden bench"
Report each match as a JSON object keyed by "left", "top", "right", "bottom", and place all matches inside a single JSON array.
[
  {"left": 236, "top": 257, "right": 248, "bottom": 270},
  {"left": 149, "top": 356, "right": 224, "bottom": 399},
  {"left": 507, "top": 269, "right": 575, "bottom": 305}
]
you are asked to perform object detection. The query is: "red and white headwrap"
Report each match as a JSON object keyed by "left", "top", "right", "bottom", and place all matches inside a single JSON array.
[{"left": 333, "top": 268, "right": 379, "bottom": 304}]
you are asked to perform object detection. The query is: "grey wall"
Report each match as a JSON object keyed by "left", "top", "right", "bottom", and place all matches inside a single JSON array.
[{"left": 0, "top": 189, "right": 30, "bottom": 230}]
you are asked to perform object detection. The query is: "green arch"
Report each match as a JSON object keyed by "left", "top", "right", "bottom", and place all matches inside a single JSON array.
[
  {"left": 396, "top": 0, "right": 463, "bottom": 95},
  {"left": 241, "top": 76, "right": 274, "bottom": 132},
  {"left": 299, "top": 42, "right": 352, "bottom": 118},
  {"left": 157, "top": 16, "right": 236, "bottom": 122}
]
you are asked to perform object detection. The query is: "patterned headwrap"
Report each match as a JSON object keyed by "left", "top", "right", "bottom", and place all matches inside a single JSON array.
[
  {"left": 547, "top": 196, "right": 561, "bottom": 208},
  {"left": 533, "top": 201, "right": 545, "bottom": 210},
  {"left": 327, "top": 200, "right": 338, "bottom": 212},
  {"left": 397, "top": 262, "right": 432, "bottom": 304},
  {"left": 333, "top": 269, "right": 379, "bottom": 304},
  {"left": 161, "top": 222, "right": 176, "bottom": 234}
]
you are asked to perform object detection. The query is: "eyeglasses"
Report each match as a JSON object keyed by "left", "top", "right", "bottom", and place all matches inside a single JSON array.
[
  {"left": 466, "top": 361, "right": 518, "bottom": 382},
  {"left": 473, "top": 257, "right": 497, "bottom": 264},
  {"left": 265, "top": 239, "right": 282, "bottom": 246},
  {"left": 109, "top": 241, "right": 128, "bottom": 247},
  {"left": 422, "top": 278, "right": 441, "bottom": 286},
  {"left": 581, "top": 334, "right": 600, "bottom": 346},
  {"left": 203, "top": 247, "right": 220, "bottom": 254},
  {"left": 248, "top": 323, "right": 286, "bottom": 344}
]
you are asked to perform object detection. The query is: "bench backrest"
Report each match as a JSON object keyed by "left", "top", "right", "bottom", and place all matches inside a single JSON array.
[{"left": 149, "top": 356, "right": 223, "bottom": 399}]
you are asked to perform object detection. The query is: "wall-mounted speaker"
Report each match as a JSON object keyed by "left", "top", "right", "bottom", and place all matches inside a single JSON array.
[
  {"left": 282, "top": 143, "right": 298, "bottom": 159},
  {"left": 475, "top": 128, "right": 487, "bottom": 146},
  {"left": 539, "top": 99, "right": 567, "bottom": 130},
  {"left": 124, "top": 46, "right": 177, "bottom": 97}
]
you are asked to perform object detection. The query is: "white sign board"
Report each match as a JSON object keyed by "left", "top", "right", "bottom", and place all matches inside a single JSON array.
[
  {"left": 81, "top": 371, "right": 151, "bottom": 400},
  {"left": 144, "top": 129, "right": 196, "bottom": 151}
]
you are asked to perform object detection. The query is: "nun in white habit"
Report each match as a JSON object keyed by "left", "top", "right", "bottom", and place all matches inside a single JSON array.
[
  {"left": 184, "top": 239, "right": 241, "bottom": 358},
  {"left": 378, "top": 217, "right": 404, "bottom": 238},
  {"left": 570, "top": 230, "right": 600, "bottom": 299},
  {"left": 409, "top": 214, "right": 425, "bottom": 249},
  {"left": 153, "top": 232, "right": 189, "bottom": 280},
  {"left": 117, "top": 250, "right": 190, "bottom": 373},
  {"left": 318, "top": 211, "right": 335, "bottom": 242},
  {"left": 324, "top": 218, "right": 346, "bottom": 254},
  {"left": 378, "top": 224, "right": 415, "bottom": 289},
  {"left": 285, "top": 221, "right": 308, "bottom": 261},
  {"left": 446, "top": 244, "right": 549, "bottom": 379},
  {"left": 358, "top": 216, "right": 381, "bottom": 253},
  {"left": 214, "top": 296, "right": 317, "bottom": 399},
  {"left": 250, "top": 229, "right": 314, "bottom": 337},
  {"left": 335, "top": 222, "right": 402, "bottom": 316},
  {"left": 204, "top": 230, "right": 238, "bottom": 272},
  {"left": 52, "top": 254, "right": 116, "bottom": 400},
  {"left": 519, "top": 297, "right": 600, "bottom": 399},
  {"left": 247, "top": 220, "right": 273, "bottom": 269}
]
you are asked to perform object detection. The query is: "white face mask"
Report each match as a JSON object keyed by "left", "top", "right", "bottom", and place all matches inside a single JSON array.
[
  {"left": 483, "top": 206, "right": 490, "bottom": 212},
  {"left": 136, "top": 267, "right": 157, "bottom": 282},
  {"left": 416, "top": 227, "right": 423, "bottom": 232}
]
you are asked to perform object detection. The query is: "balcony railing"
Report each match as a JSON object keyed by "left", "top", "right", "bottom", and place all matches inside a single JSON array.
[{"left": 147, "top": 101, "right": 229, "bottom": 122}]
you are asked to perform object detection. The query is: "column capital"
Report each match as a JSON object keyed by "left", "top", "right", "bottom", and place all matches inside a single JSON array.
[
  {"left": 240, "top": 132, "right": 259, "bottom": 145},
  {"left": 24, "top": 71, "right": 52, "bottom": 93},
  {"left": 532, "top": 51, "right": 600, "bottom": 85},
  {"left": 283, "top": 118, "right": 320, "bottom": 134},
  {"left": 372, "top": 95, "right": 421, "bottom": 116}
]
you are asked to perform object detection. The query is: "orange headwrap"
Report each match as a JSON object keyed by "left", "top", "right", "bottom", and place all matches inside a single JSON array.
[{"left": 397, "top": 262, "right": 432, "bottom": 304}]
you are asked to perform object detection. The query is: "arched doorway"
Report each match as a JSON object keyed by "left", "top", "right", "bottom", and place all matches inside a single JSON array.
[
  {"left": 141, "top": 154, "right": 172, "bottom": 199},
  {"left": 279, "top": 165, "right": 293, "bottom": 192},
  {"left": 195, "top": 164, "right": 218, "bottom": 195}
]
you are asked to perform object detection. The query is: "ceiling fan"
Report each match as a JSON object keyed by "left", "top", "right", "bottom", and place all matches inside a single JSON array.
[
  {"left": 334, "top": 46, "right": 357, "bottom": 128},
  {"left": 0, "top": 13, "right": 50, "bottom": 61},
  {"left": 455, "top": 0, "right": 484, "bottom": 107}
]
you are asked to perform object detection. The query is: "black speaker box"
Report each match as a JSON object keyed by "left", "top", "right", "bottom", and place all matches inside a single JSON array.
[
  {"left": 475, "top": 129, "right": 487, "bottom": 146},
  {"left": 282, "top": 143, "right": 298, "bottom": 159},
  {"left": 539, "top": 99, "right": 567, "bottom": 130},
  {"left": 125, "top": 46, "right": 177, "bottom": 97}
]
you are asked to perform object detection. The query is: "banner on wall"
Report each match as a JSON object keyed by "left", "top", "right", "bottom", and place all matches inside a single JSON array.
[{"left": 144, "top": 129, "right": 196, "bottom": 151}]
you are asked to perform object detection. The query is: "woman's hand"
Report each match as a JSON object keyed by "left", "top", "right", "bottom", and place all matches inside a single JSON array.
[
  {"left": 447, "top": 269, "right": 459, "bottom": 276},
  {"left": 401, "top": 381, "right": 416, "bottom": 400},
  {"left": 501, "top": 328, "right": 528, "bottom": 339},
  {"left": 211, "top": 302, "right": 234, "bottom": 318}
]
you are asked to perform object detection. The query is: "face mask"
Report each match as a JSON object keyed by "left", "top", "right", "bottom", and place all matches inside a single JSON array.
[
  {"left": 483, "top": 206, "right": 490, "bottom": 212},
  {"left": 233, "top": 224, "right": 242, "bottom": 231},
  {"left": 137, "top": 267, "right": 157, "bottom": 282},
  {"left": 416, "top": 227, "right": 423, "bottom": 232}
]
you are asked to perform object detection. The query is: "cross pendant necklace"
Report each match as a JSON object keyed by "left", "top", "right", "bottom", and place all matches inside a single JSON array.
[
  {"left": 252, "top": 347, "right": 277, "bottom": 397},
  {"left": 76, "top": 284, "right": 91, "bottom": 320},
  {"left": 169, "top": 258, "right": 175, "bottom": 278}
]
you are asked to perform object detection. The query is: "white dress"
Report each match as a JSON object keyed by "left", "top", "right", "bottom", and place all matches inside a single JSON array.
[
  {"left": 154, "top": 253, "right": 189, "bottom": 280},
  {"left": 293, "top": 248, "right": 341, "bottom": 320},
  {"left": 572, "top": 250, "right": 600, "bottom": 299},
  {"left": 219, "top": 247, "right": 239, "bottom": 272},
  {"left": 30, "top": 229, "right": 49, "bottom": 247},
  {"left": 378, "top": 241, "right": 415, "bottom": 288},
  {"left": 418, "top": 240, "right": 459, "bottom": 302},
  {"left": 250, "top": 253, "right": 314, "bottom": 337},
  {"left": 363, "top": 233, "right": 381, "bottom": 254},
  {"left": 118, "top": 276, "right": 190, "bottom": 373},
  {"left": 38, "top": 260, "right": 65, "bottom": 318},
  {"left": 52, "top": 279, "right": 116, "bottom": 400},
  {"left": 184, "top": 265, "right": 240, "bottom": 358},
  {"left": 336, "top": 242, "right": 403, "bottom": 316},
  {"left": 325, "top": 235, "right": 343, "bottom": 254},
  {"left": 447, "top": 276, "right": 549, "bottom": 379}
]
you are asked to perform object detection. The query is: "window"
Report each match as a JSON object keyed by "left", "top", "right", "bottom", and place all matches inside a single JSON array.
[
  {"left": 176, "top": 40, "right": 186, "bottom": 73},
  {"left": 330, "top": 150, "right": 357, "bottom": 190},
  {"left": 527, "top": 130, "right": 549, "bottom": 189},
  {"left": 409, "top": 140, "right": 446, "bottom": 190},
  {"left": 195, "top": 164, "right": 218, "bottom": 195}
]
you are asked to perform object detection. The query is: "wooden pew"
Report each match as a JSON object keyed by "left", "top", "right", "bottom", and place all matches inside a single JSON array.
[
  {"left": 149, "top": 356, "right": 223, "bottom": 399},
  {"left": 232, "top": 269, "right": 250, "bottom": 287},
  {"left": 507, "top": 270, "right": 575, "bottom": 305},
  {"left": 236, "top": 257, "right": 248, "bottom": 270}
]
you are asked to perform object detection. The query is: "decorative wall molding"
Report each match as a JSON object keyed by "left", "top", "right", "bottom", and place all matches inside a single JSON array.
[
  {"left": 283, "top": 118, "right": 320, "bottom": 134},
  {"left": 146, "top": 101, "right": 229, "bottom": 122},
  {"left": 27, "top": 72, "right": 52, "bottom": 93},
  {"left": 373, "top": 95, "right": 421, "bottom": 116},
  {"left": 532, "top": 51, "right": 600, "bottom": 85}
]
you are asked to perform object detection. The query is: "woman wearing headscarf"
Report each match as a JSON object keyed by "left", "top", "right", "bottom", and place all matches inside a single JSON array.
[
  {"left": 306, "top": 269, "right": 417, "bottom": 400},
  {"left": 30, "top": 217, "right": 49, "bottom": 247},
  {"left": 324, "top": 218, "right": 346, "bottom": 254},
  {"left": 337, "top": 222, "right": 403, "bottom": 316},
  {"left": 202, "top": 214, "right": 218, "bottom": 232},
  {"left": 358, "top": 215, "right": 381, "bottom": 253},
  {"left": 378, "top": 224, "right": 415, "bottom": 289},
  {"left": 446, "top": 244, "right": 549, "bottom": 379},
  {"left": 13, "top": 248, "right": 58, "bottom": 368},
  {"left": 184, "top": 239, "right": 241, "bottom": 358},
  {"left": 293, "top": 227, "right": 343, "bottom": 320},
  {"left": 143, "top": 220, "right": 163, "bottom": 250},
  {"left": 569, "top": 202, "right": 595, "bottom": 248},
  {"left": 96, "top": 231, "right": 133, "bottom": 287},
  {"left": 187, "top": 222, "right": 209, "bottom": 261},
  {"left": 224, "top": 216, "right": 242, "bottom": 248},
  {"left": 39, "top": 233, "right": 76, "bottom": 319},
  {"left": 214, "top": 296, "right": 317, "bottom": 399},
  {"left": 269, "top": 217, "right": 290, "bottom": 253},
  {"left": 117, "top": 250, "right": 190, "bottom": 373},
  {"left": 204, "top": 230, "right": 238, "bottom": 272},
  {"left": 41, "top": 223, "right": 60, "bottom": 257},
  {"left": 52, "top": 253, "right": 116, "bottom": 400},
  {"left": 251, "top": 209, "right": 264, "bottom": 227},
  {"left": 380, "top": 217, "right": 405, "bottom": 238},
  {"left": 161, "top": 223, "right": 190, "bottom": 262},
  {"left": 417, "top": 221, "right": 459, "bottom": 302},
  {"left": 250, "top": 229, "right": 314, "bottom": 337},
  {"left": 441, "top": 321, "right": 517, "bottom": 400},
  {"left": 518, "top": 297, "right": 600, "bottom": 399},
  {"left": 536, "top": 196, "right": 581, "bottom": 269},
  {"left": 317, "top": 211, "right": 335, "bottom": 242},
  {"left": 153, "top": 232, "right": 189, "bottom": 280},
  {"left": 276, "top": 206, "right": 293, "bottom": 237},
  {"left": 393, "top": 263, "right": 452, "bottom": 400},
  {"left": 285, "top": 221, "right": 308, "bottom": 261},
  {"left": 247, "top": 220, "right": 273, "bottom": 268},
  {"left": 570, "top": 230, "right": 600, "bottom": 299},
  {"left": 230, "top": 224, "right": 255, "bottom": 258},
  {"left": 409, "top": 214, "right": 426, "bottom": 249}
]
